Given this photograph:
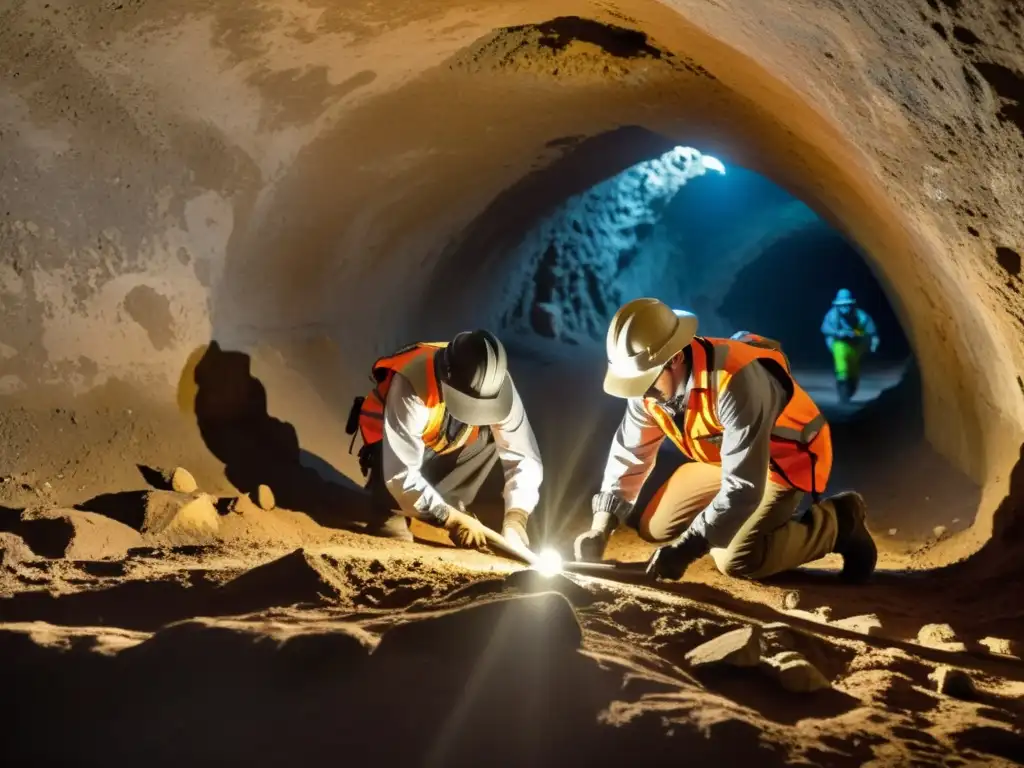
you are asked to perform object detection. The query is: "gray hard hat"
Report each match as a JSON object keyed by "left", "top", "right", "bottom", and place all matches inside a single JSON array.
[{"left": 439, "top": 330, "right": 514, "bottom": 426}]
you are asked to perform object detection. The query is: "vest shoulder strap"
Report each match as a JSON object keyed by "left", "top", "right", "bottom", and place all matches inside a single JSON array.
[
  {"left": 397, "top": 354, "right": 430, "bottom": 396},
  {"left": 371, "top": 342, "right": 445, "bottom": 406}
]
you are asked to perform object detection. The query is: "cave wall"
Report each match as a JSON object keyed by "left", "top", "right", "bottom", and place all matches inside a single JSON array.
[
  {"left": 494, "top": 150, "right": 822, "bottom": 346},
  {"left": 498, "top": 146, "right": 718, "bottom": 342},
  {"left": 2, "top": 0, "right": 1023, "bottom": 553}
]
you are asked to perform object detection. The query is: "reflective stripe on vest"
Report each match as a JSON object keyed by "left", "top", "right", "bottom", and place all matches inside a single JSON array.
[
  {"left": 642, "top": 337, "right": 832, "bottom": 495},
  {"left": 358, "top": 342, "right": 479, "bottom": 456}
]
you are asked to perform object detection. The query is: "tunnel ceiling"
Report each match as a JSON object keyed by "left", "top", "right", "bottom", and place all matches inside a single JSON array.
[{"left": 2, "top": 0, "right": 1024, "bottom": 559}]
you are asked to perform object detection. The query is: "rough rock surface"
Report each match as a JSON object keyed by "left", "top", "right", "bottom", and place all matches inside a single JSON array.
[
  {"left": 832, "top": 613, "right": 885, "bottom": 637},
  {"left": 764, "top": 651, "right": 832, "bottom": 693},
  {"left": 980, "top": 637, "right": 1019, "bottom": 657},
  {"left": 917, "top": 623, "right": 968, "bottom": 652},
  {"left": 685, "top": 625, "right": 762, "bottom": 668},
  {"left": 256, "top": 484, "right": 275, "bottom": 511},
  {"left": 142, "top": 492, "right": 220, "bottom": 545},
  {"left": 11, "top": 508, "right": 143, "bottom": 560},
  {"left": 376, "top": 591, "right": 584, "bottom": 659},
  {"left": 929, "top": 666, "right": 977, "bottom": 700}
]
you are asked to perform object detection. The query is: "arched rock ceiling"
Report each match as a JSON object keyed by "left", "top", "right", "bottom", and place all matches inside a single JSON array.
[{"left": 2, "top": 0, "right": 1023, "bottom": 552}]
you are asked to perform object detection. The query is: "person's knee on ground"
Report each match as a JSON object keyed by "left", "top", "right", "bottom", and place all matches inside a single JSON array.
[
  {"left": 711, "top": 539, "right": 773, "bottom": 580},
  {"left": 713, "top": 493, "right": 877, "bottom": 583}
]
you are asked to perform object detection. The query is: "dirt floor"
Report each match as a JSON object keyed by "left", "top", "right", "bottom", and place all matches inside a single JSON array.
[{"left": 0, "top": 381, "right": 1021, "bottom": 767}]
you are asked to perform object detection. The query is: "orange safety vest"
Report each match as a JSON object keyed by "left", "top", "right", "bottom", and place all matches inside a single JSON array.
[
  {"left": 358, "top": 342, "right": 480, "bottom": 455},
  {"left": 642, "top": 336, "right": 832, "bottom": 496}
]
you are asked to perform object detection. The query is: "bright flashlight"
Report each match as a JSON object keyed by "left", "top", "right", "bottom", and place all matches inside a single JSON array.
[{"left": 534, "top": 548, "right": 564, "bottom": 577}]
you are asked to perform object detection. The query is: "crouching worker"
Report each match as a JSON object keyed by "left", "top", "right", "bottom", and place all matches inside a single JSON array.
[
  {"left": 349, "top": 330, "right": 542, "bottom": 552},
  {"left": 573, "top": 298, "right": 877, "bottom": 584}
]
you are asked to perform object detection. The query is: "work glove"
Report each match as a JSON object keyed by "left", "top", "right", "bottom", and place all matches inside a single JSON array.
[
  {"left": 501, "top": 508, "right": 530, "bottom": 551},
  {"left": 443, "top": 508, "right": 489, "bottom": 549},
  {"left": 574, "top": 493, "right": 629, "bottom": 561},
  {"left": 573, "top": 513, "right": 615, "bottom": 562},
  {"left": 645, "top": 529, "right": 710, "bottom": 581}
]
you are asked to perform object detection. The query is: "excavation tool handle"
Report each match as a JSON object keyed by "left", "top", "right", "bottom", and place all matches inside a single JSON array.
[
  {"left": 560, "top": 559, "right": 652, "bottom": 587},
  {"left": 480, "top": 526, "right": 540, "bottom": 566},
  {"left": 561, "top": 560, "right": 647, "bottom": 576}
]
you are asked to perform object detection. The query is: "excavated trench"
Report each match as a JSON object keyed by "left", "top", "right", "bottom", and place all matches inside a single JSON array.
[{"left": 2, "top": 2, "right": 1024, "bottom": 574}]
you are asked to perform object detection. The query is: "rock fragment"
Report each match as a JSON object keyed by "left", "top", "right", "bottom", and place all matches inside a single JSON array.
[
  {"left": 256, "top": 484, "right": 276, "bottom": 511},
  {"left": 979, "top": 637, "right": 1019, "bottom": 657},
  {"left": 782, "top": 590, "right": 800, "bottom": 610},
  {"left": 685, "top": 625, "right": 761, "bottom": 669},
  {"left": 764, "top": 651, "right": 831, "bottom": 693},
  {"left": 761, "top": 622, "right": 799, "bottom": 653},
  {"left": 832, "top": 613, "right": 884, "bottom": 637},
  {"left": 928, "top": 666, "right": 976, "bottom": 700},
  {"left": 169, "top": 467, "right": 198, "bottom": 494},
  {"left": 917, "top": 623, "right": 967, "bottom": 652},
  {"left": 0, "top": 531, "right": 35, "bottom": 566},
  {"left": 932, "top": 525, "right": 948, "bottom": 540}
]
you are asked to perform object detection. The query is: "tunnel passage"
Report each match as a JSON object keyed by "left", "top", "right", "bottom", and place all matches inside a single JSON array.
[
  {"left": 2, "top": 3, "right": 1023, "bottom": 575},
  {"left": 417, "top": 137, "right": 979, "bottom": 545}
]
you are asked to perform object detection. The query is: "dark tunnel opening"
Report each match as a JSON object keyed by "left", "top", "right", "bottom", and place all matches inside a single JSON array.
[{"left": 424, "top": 130, "right": 980, "bottom": 549}]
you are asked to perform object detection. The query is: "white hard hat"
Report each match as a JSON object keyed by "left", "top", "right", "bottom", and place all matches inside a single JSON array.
[{"left": 603, "top": 298, "right": 698, "bottom": 398}]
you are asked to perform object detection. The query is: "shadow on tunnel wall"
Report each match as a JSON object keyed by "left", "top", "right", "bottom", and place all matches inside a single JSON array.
[{"left": 180, "top": 341, "right": 372, "bottom": 529}]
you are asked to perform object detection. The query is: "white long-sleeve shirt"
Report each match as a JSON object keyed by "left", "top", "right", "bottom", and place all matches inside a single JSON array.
[
  {"left": 599, "top": 358, "right": 788, "bottom": 547},
  {"left": 382, "top": 374, "right": 543, "bottom": 523}
]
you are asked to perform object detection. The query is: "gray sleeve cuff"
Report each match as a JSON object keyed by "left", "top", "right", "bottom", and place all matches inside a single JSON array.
[{"left": 592, "top": 492, "right": 633, "bottom": 524}]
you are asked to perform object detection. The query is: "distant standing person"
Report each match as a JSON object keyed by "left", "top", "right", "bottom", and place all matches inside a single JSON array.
[{"left": 820, "top": 289, "right": 879, "bottom": 404}]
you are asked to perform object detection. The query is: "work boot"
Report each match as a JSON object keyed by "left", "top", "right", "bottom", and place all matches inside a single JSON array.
[
  {"left": 366, "top": 512, "right": 413, "bottom": 542},
  {"left": 830, "top": 491, "right": 877, "bottom": 583}
]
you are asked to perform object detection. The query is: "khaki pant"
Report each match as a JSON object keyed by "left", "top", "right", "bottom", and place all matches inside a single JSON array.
[{"left": 637, "top": 462, "right": 840, "bottom": 580}]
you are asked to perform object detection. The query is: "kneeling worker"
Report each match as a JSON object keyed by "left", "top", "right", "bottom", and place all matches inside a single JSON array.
[
  {"left": 573, "top": 298, "right": 877, "bottom": 583},
  {"left": 351, "top": 330, "right": 542, "bottom": 552}
]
